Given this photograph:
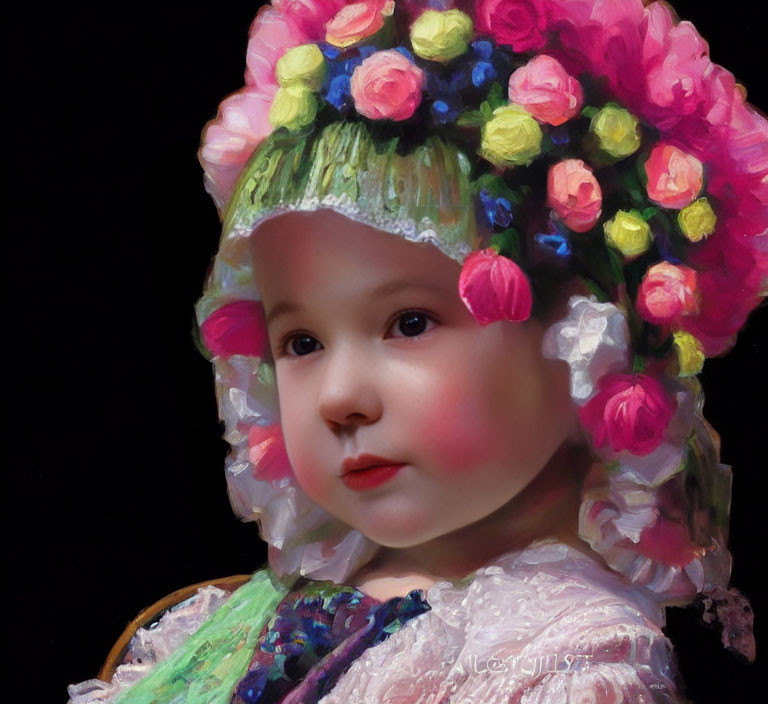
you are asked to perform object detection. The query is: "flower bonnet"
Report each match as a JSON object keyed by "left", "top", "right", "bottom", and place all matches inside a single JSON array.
[{"left": 196, "top": 0, "right": 766, "bottom": 662}]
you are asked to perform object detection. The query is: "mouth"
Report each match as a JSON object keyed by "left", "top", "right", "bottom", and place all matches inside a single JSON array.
[
  {"left": 341, "top": 453, "right": 402, "bottom": 475},
  {"left": 341, "top": 454, "right": 405, "bottom": 491}
]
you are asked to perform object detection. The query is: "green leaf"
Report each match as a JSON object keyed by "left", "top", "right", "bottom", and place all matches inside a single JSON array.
[
  {"left": 632, "top": 355, "right": 646, "bottom": 373},
  {"left": 485, "top": 82, "right": 506, "bottom": 110},
  {"left": 490, "top": 228, "right": 521, "bottom": 259},
  {"left": 479, "top": 101, "right": 494, "bottom": 122},
  {"left": 581, "top": 106, "right": 599, "bottom": 119},
  {"left": 579, "top": 276, "right": 609, "bottom": 302},
  {"left": 641, "top": 206, "right": 659, "bottom": 221},
  {"left": 456, "top": 109, "right": 485, "bottom": 128},
  {"left": 474, "top": 173, "right": 522, "bottom": 205},
  {"left": 606, "top": 248, "right": 626, "bottom": 284}
]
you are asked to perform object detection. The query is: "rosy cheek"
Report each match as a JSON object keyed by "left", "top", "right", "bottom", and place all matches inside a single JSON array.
[
  {"left": 417, "top": 381, "right": 501, "bottom": 475},
  {"left": 282, "top": 425, "right": 334, "bottom": 503}
]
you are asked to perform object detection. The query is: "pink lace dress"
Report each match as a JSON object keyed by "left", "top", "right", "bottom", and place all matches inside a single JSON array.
[
  {"left": 69, "top": 537, "right": 686, "bottom": 703},
  {"left": 318, "top": 538, "right": 684, "bottom": 703}
]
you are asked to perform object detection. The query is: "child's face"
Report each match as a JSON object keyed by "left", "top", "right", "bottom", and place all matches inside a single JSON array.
[{"left": 251, "top": 210, "right": 575, "bottom": 548}]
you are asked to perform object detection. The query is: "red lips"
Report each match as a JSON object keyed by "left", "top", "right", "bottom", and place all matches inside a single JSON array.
[
  {"left": 341, "top": 453, "right": 402, "bottom": 475},
  {"left": 341, "top": 454, "right": 405, "bottom": 491}
]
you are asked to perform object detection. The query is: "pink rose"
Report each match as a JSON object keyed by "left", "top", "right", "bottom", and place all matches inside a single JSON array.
[
  {"left": 644, "top": 144, "right": 704, "bottom": 210},
  {"left": 475, "top": 0, "right": 548, "bottom": 53},
  {"left": 325, "top": 0, "right": 395, "bottom": 48},
  {"left": 579, "top": 373, "right": 676, "bottom": 456},
  {"left": 199, "top": 88, "right": 275, "bottom": 211},
  {"left": 350, "top": 50, "right": 425, "bottom": 121},
  {"left": 508, "top": 55, "right": 584, "bottom": 126},
  {"left": 547, "top": 159, "right": 603, "bottom": 232},
  {"left": 200, "top": 300, "right": 269, "bottom": 358},
  {"left": 458, "top": 249, "right": 533, "bottom": 324},
  {"left": 637, "top": 261, "right": 699, "bottom": 326},
  {"left": 249, "top": 424, "right": 293, "bottom": 482}
]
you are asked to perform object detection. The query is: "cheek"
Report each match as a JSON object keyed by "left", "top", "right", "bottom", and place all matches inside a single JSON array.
[
  {"left": 277, "top": 388, "right": 334, "bottom": 503},
  {"left": 415, "top": 377, "right": 503, "bottom": 475}
]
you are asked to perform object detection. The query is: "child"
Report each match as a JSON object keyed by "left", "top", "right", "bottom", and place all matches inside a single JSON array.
[{"left": 69, "top": 1, "right": 765, "bottom": 702}]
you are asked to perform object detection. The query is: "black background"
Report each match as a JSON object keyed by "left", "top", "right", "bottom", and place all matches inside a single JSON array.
[{"left": 5, "top": 3, "right": 767, "bottom": 702}]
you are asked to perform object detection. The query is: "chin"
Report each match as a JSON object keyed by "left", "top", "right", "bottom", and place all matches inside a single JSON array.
[{"left": 357, "top": 518, "right": 451, "bottom": 550}]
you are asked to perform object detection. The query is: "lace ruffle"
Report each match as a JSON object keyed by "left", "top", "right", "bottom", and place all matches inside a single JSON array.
[
  {"left": 318, "top": 538, "right": 684, "bottom": 703},
  {"left": 67, "top": 586, "right": 230, "bottom": 704}
]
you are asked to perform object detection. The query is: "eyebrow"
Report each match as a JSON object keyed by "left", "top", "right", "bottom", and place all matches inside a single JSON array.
[{"left": 265, "top": 278, "right": 450, "bottom": 326}]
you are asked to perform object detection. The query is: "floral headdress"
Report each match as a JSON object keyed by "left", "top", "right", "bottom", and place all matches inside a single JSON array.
[{"left": 196, "top": 0, "right": 766, "bottom": 661}]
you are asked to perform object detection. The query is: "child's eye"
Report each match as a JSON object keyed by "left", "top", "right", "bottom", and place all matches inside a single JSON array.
[
  {"left": 387, "top": 310, "right": 438, "bottom": 338},
  {"left": 281, "top": 333, "right": 322, "bottom": 357}
]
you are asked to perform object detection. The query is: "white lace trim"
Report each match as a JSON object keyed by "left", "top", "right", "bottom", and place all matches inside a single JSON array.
[{"left": 66, "top": 585, "right": 230, "bottom": 704}]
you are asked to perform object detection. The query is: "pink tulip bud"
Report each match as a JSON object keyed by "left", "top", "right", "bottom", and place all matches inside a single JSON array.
[
  {"left": 644, "top": 143, "right": 703, "bottom": 210},
  {"left": 547, "top": 159, "right": 603, "bottom": 232},
  {"left": 579, "top": 373, "right": 676, "bottom": 456},
  {"left": 200, "top": 300, "right": 269, "bottom": 358},
  {"left": 458, "top": 249, "right": 533, "bottom": 324},
  {"left": 249, "top": 424, "right": 293, "bottom": 481},
  {"left": 637, "top": 261, "right": 699, "bottom": 326}
]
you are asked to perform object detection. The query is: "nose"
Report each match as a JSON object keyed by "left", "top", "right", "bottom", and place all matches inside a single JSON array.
[{"left": 316, "top": 343, "right": 383, "bottom": 432}]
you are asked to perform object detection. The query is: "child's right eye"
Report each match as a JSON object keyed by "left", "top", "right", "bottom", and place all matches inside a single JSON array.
[{"left": 282, "top": 333, "right": 322, "bottom": 358}]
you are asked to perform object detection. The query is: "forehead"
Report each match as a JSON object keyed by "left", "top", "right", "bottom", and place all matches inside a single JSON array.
[{"left": 249, "top": 210, "right": 462, "bottom": 300}]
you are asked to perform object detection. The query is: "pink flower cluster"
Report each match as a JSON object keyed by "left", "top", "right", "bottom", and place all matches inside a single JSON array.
[
  {"left": 520, "top": 0, "right": 766, "bottom": 357},
  {"left": 481, "top": 0, "right": 765, "bottom": 358},
  {"left": 199, "top": 1, "right": 346, "bottom": 210}
]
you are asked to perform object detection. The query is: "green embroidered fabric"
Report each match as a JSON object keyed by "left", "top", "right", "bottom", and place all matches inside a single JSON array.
[{"left": 115, "top": 569, "right": 291, "bottom": 704}]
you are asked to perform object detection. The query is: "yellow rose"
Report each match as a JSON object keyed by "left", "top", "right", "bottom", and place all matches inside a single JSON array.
[
  {"left": 410, "top": 9, "right": 473, "bottom": 62},
  {"left": 480, "top": 104, "right": 542, "bottom": 168},
  {"left": 678, "top": 198, "right": 717, "bottom": 243},
  {"left": 673, "top": 331, "right": 705, "bottom": 377},
  {"left": 590, "top": 105, "right": 642, "bottom": 160},
  {"left": 275, "top": 44, "right": 326, "bottom": 91},
  {"left": 603, "top": 210, "right": 653, "bottom": 258},
  {"left": 268, "top": 85, "right": 317, "bottom": 131}
]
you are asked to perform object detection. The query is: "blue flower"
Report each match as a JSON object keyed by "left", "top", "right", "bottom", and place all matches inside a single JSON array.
[
  {"left": 470, "top": 40, "right": 494, "bottom": 61},
  {"left": 359, "top": 45, "right": 377, "bottom": 60},
  {"left": 550, "top": 126, "right": 570, "bottom": 145},
  {"left": 317, "top": 42, "right": 341, "bottom": 61},
  {"left": 343, "top": 55, "right": 363, "bottom": 75},
  {"left": 427, "top": 72, "right": 451, "bottom": 98},
  {"left": 449, "top": 66, "right": 471, "bottom": 92},
  {"left": 479, "top": 189, "right": 514, "bottom": 229},
  {"left": 431, "top": 99, "right": 461, "bottom": 126},
  {"left": 323, "top": 74, "right": 351, "bottom": 110},
  {"left": 534, "top": 231, "right": 572, "bottom": 258},
  {"left": 393, "top": 46, "right": 415, "bottom": 62},
  {"left": 654, "top": 229, "right": 682, "bottom": 264},
  {"left": 471, "top": 61, "right": 497, "bottom": 88}
]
